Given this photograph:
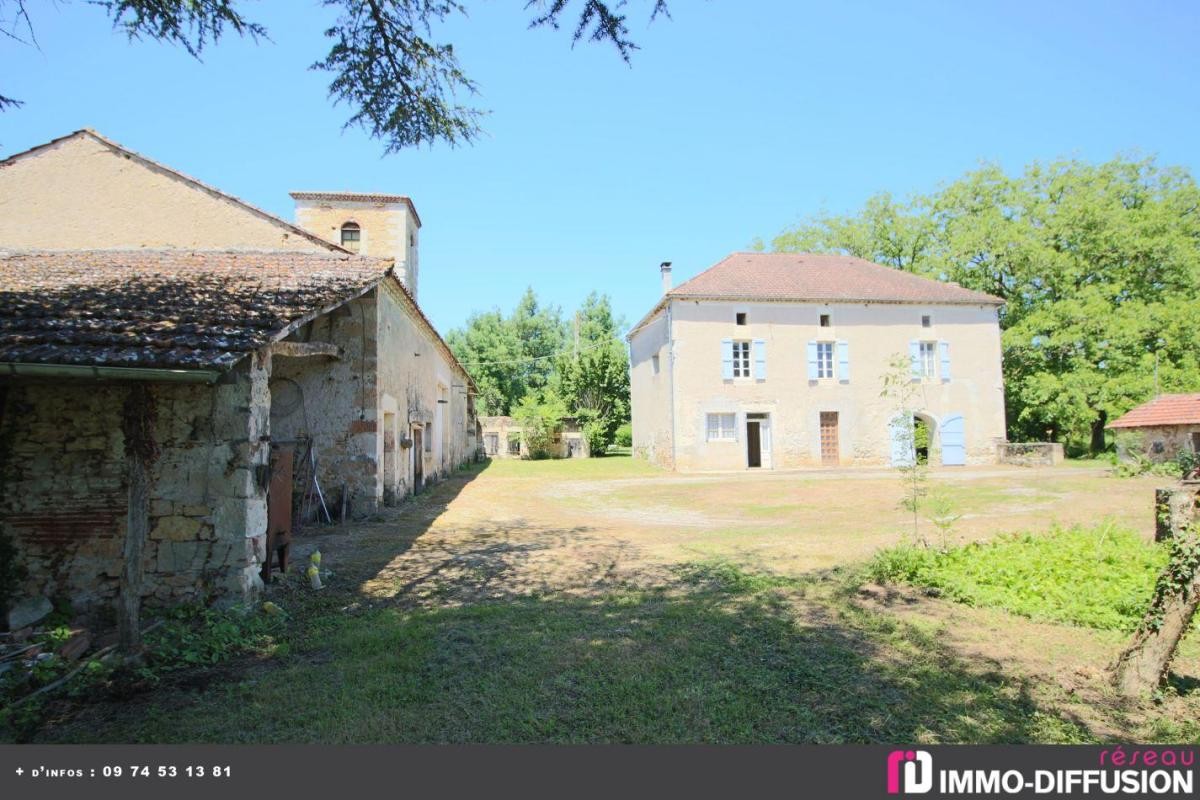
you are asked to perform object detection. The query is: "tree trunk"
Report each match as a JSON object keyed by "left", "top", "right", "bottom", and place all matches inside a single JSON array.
[
  {"left": 118, "top": 383, "right": 156, "bottom": 657},
  {"left": 1113, "top": 490, "right": 1200, "bottom": 698},
  {"left": 1090, "top": 410, "right": 1108, "bottom": 455}
]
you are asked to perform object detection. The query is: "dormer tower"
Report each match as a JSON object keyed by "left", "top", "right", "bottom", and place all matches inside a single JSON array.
[{"left": 290, "top": 191, "right": 422, "bottom": 299}]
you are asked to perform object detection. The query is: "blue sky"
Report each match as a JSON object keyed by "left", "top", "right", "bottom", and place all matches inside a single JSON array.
[{"left": 2, "top": 1, "right": 1198, "bottom": 334}]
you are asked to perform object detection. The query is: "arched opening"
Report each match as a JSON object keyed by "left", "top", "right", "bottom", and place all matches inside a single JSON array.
[
  {"left": 912, "top": 414, "right": 935, "bottom": 465},
  {"left": 340, "top": 221, "right": 361, "bottom": 252}
]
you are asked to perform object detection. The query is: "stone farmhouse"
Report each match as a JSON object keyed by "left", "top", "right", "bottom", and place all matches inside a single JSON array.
[
  {"left": 1107, "top": 393, "right": 1200, "bottom": 464},
  {"left": 628, "top": 252, "right": 1007, "bottom": 471},
  {"left": 0, "top": 129, "right": 476, "bottom": 616}
]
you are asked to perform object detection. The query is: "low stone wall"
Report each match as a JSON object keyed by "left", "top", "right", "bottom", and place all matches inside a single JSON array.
[
  {"left": 1, "top": 358, "right": 269, "bottom": 618},
  {"left": 998, "top": 442, "right": 1064, "bottom": 467}
]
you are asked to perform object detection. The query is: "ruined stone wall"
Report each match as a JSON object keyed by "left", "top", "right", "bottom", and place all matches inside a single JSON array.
[
  {"left": 0, "top": 357, "right": 269, "bottom": 616},
  {"left": 1118, "top": 425, "right": 1200, "bottom": 464},
  {"left": 270, "top": 295, "right": 380, "bottom": 516}
]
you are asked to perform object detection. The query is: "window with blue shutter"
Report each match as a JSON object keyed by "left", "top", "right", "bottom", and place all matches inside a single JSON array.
[
  {"left": 836, "top": 340, "right": 850, "bottom": 383},
  {"left": 909, "top": 340, "right": 922, "bottom": 382},
  {"left": 806, "top": 341, "right": 818, "bottom": 380},
  {"left": 939, "top": 340, "right": 951, "bottom": 382},
  {"left": 753, "top": 339, "right": 767, "bottom": 381}
]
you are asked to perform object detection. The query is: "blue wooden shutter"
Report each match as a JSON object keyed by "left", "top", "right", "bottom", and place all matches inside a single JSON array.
[
  {"left": 721, "top": 338, "right": 733, "bottom": 380},
  {"left": 836, "top": 340, "right": 850, "bottom": 383},
  {"left": 941, "top": 414, "right": 965, "bottom": 466},
  {"left": 909, "top": 340, "right": 921, "bottom": 382},
  {"left": 889, "top": 414, "right": 914, "bottom": 466},
  {"left": 806, "top": 340, "right": 818, "bottom": 380},
  {"left": 753, "top": 339, "right": 767, "bottom": 381},
  {"left": 939, "top": 340, "right": 951, "bottom": 382}
]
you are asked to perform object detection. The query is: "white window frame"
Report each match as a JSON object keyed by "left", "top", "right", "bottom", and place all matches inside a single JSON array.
[
  {"left": 919, "top": 341, "right": 937, "bottom": 380},
  {"left": 816, "top": 341, "right": 835, "bottom": 379},
  {"left": 706, "top": 413, "right": 737, "bottom": 442},
  {"left": 732, "top": 340, "right": 751, "bottom": 378}
]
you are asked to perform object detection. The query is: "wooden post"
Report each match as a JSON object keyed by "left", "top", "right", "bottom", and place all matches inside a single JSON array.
[{"left": 118, "top": 383, "right": 157, "bottom": 657}]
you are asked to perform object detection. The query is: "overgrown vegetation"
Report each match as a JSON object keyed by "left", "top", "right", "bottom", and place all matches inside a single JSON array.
[
  {"left": 1, "top": 604, "right": 282, "bottom": 742},
  {"left": 865, "top": 523, "right": 1166, "bottom": 632}
]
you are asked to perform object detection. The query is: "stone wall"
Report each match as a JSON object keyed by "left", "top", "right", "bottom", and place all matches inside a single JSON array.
[
  {"left": 998, "top": 442, "right": 1065, "bottom": 467},
  {"left": 271, "top": 295, "right": 379, "bottom": 517},
  {"left": 0, "top": 357, "right": 269, "bottom": 617},
  {"left": 479, "top": 416, "right": 588, "bottom": 459},
  {"left": 1116, "top": 425, "right": 1200, "bottom": 464}
]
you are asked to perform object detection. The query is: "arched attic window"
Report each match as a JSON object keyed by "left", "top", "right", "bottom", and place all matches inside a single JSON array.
[{"left": 340, "top": 221, "right": 361, "bottom": 252}]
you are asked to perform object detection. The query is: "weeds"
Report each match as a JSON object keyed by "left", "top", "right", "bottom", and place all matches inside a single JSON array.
[{"left": 865, "top": 522, "right": 1166, "bottom": 632}]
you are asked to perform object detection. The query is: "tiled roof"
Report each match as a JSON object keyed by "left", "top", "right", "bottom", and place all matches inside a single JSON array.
[
  {"left": 0, "top": 250, "right": 391, "bottom": 370},
  {"left": 669, "top": 252, "right": 1004, "bottom": 305},
  {"left": 289, "top": 191, "right": 422, "bottom": 228},
  {"left": 1, "top": 130, "right": 352, "bottom": 254},
  {"left": 1107, "top": 394, "right": 1200, "bottom": 429}
]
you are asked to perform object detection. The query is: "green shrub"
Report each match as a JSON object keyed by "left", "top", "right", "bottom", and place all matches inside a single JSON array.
[
  {"left": 145, "top": 605, "right": 282, "bottom": 672},
  {"left": 614, "top": 422, "right": 632, "bottom": 448},
  {"left": 865, "top": 523, "right": 1166, "bottom": 631}
]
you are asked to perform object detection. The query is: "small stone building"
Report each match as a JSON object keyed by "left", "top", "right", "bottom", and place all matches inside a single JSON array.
[
  {"left": 1107, "top": 394, "right": 1200, "bottom": 463},
  {"left": 0, "top": 130, "right": 477, "bottom": 616},
  {"left": 479, "top": 416, "right": 589, "bottom": 459}
]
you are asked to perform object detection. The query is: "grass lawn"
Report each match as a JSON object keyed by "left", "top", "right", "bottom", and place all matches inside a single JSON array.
[{"left": 13, "top": 456, "right": 1199, "bottom": 744}]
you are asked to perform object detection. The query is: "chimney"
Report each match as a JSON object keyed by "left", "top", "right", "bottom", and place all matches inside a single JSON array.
[{"left": 660, "top": 261, "right": 673, "bottom": 295}]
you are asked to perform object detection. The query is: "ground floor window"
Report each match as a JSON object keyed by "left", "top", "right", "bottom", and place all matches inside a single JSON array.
[{"left": 706, "top": 413, "right": 737, "bottom": 442}]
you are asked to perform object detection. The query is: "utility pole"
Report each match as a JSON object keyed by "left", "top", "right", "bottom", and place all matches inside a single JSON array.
[{"left": 573, "top": 312, "right": 580, "bottom": 358}]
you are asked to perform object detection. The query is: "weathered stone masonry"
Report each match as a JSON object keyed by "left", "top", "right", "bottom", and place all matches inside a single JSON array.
[{"left": 1, "top": 356, "right": 270, "bottom": 615}]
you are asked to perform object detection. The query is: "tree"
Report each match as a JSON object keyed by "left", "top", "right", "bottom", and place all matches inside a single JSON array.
[
  {"left": 555, "top": 292, "right": 630, "bottom": 454},
  {"left": 446, "top": 287, "right": 566, "bottom": 416},
  {"left": 771, "top": 156, "right": 1200, "bottom": 454},
  {"left": 880, "top": 353, "right": 929, "bottom": 546},
  {"left": 0, "top": 0, "right": 670, "bottom": 150}
]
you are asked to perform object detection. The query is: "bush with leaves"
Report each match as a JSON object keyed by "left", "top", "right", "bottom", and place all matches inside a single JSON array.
[{"left": 512, "top": 396, "right": 567, "bottom": 459}]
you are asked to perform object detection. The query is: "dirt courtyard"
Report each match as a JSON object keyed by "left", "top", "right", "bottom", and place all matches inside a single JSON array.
[{"left": 305, "top": 457, "right": 1162, "bottom": 607}]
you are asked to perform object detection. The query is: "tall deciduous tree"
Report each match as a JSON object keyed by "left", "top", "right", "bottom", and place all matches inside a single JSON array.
[
  {"left": 769, "top": 156, "right": 1200, "bottom": 454},
  {"left": 0, "top": 0, "right": 670, "bottom": 150},
  {"left": 555, "top": 292, "right": 630, "bottom": 452}
]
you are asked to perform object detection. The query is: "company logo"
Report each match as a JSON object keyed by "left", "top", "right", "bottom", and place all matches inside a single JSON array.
[{"left": 887, "top": 750, "right": 933, "bottom": 795}]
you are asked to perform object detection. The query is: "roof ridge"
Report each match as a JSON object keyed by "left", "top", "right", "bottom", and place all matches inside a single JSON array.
[{"left": 1, "top": 129, "right": 352, "bottom": 255}]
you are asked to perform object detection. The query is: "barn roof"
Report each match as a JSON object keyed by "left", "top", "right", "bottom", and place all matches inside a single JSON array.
[
  {"left": 1106, "top": 394, "right": 1200, "bottom": 429},
  {"left": 0, "top": 249, "right": 391, "bottom": 370}
]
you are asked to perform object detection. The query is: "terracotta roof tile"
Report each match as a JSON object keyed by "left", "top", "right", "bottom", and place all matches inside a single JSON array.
[
  {"left": 1107, "top": 394, "right": 1200, "bottom": 429},
  {"left": 0, "top": 250, "right": 391, "bottom": 370},
  {"left": 669, "top": 252, "right": 1004, "bottom": 305}
]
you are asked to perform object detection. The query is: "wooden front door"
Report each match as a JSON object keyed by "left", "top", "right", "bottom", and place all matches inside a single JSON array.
[
  {"left": 746, "top": 420, "right": 762, "bottom": 468},
  {"left": 413, "top": 427, "right": 424, "bottom": 493},
  {"left": 820, "top": 412, "right": 839, "bottom": 466}
]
